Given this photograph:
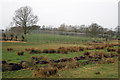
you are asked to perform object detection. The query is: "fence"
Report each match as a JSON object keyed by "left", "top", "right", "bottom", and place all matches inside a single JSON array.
[{"left": 31, "top": 30, "right": 87, "bottom": 37}]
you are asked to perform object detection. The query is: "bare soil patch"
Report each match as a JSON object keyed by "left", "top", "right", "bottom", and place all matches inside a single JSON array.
[{"left": 1, "top": 41, "right": 26, "bottom": 43}]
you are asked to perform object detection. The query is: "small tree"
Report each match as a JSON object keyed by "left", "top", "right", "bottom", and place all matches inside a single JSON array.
[
  {"left": 88, "top": 23, "right": 102, "bottom": 37},
  {"left": 59, "top": 24, "right": 66, "bottom": 31},
  {"left": 13, "top": 6, "right": 38, "bottom": 35}
]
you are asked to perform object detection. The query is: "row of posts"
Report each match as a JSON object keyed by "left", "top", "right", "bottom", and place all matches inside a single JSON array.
[{"left": 2, "top": 33, "right": 25, "bottom": 41}]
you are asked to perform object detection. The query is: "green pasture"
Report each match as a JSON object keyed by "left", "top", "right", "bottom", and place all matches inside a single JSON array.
[
  {"left": 2, "top": 33, "right": 119, "bottom": 78},
  {"left": 2, "top": 33, "right": 96, "bottom": 63},
  {"left": 2, "top": 62, "right": 118, "bottom": 78}
]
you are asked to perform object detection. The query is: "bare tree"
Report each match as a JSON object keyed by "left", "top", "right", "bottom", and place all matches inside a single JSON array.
[{"left": 13, "top": 6, "right": 38, "bottom": 35}]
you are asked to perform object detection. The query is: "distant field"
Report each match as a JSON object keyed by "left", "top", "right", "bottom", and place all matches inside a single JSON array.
[{"left": 2, "top": 33, "right": 119, "bottom": 78}]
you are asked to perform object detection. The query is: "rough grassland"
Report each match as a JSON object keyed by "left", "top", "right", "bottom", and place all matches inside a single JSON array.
[{"left": 2, "top": 33, "right": 118, "bottom": 78}]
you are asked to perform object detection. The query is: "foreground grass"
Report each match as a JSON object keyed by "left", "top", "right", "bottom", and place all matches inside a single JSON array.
[
  {"left": 58, "top": 62, "right": 118, "bottom": 78},
  {"left": 2, "top": 62, "right": 118, "bottom": 78},
  {"left": 2, "top": 69, "right": 32, "bottom": 78}
]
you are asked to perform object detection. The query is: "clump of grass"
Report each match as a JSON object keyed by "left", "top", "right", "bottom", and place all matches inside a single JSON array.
[
  {"left": 64, "top": 59, "right": 79, "bottom": 69},
  {"left": 84, "top": 51, "right": 91, "bottom": 56},
  {"left": 29, "top": 49, "right": 41, "bottom": 54},
  {"left": 21, "top": 58, "right": 36, "bottom": 69},
  {"left": 94, "top": 72, "right": 101, "bottom": 74},
  {"left": 49, "top": 49, "right": 56, "bottom": 53},
  {"left": 32, "top": 66, "right": 58, "bottom": 78},
  {"left": 57, "top": 47, "right": 68, "bottom": 54},
  {"left": 116, "top": 48, "right": 120, "bottom": 54},
  {"left": 107, "top": 48, "right": 116, "bottom": 52},
  {"left": 21, "top": 56, "right": 48, "bottom": 69},
  {"left": 16, "top": 51, "right": 24, "bottom": 56},
  {"left": 42, "top": 49, "right": 49, "bottom": 53},
  {"left": 85, "top": 46, "right": 94, "bottom": 50},
  {"left": 25, "top": 48, "right": 41, "bottom": 54},
  {"left": 2, "top": 61, "right": 23, "bottom": 71},
  {"left": 7, "top": 48, "right": 13, "bottom": 51},
  {"left": 98, "top": 58, "right": 117, "bottom": 64}
]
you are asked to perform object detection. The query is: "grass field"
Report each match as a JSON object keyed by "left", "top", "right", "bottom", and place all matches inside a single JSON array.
[
  {"left": 2, "top": 33, "right": 95, "bottom": 63},
  {"left": 2, "top": 33, "right": 119, "bottom": 78}
]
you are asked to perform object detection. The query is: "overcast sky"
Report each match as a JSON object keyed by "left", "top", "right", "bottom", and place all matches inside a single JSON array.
[{"left": 0, "top": 0, "right": 119, "bottom": 30}]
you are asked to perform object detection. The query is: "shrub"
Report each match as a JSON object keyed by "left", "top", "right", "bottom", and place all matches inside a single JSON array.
[
  {"left": 94, "top": 72, "right": 101, "bottom": 74},
  {"left": 57, "top": 47, "right": 68, "bottom": 54},
  {"left": 95, "top": 46, "right": 104, "bottom": 49},
  {"left": 110, "top": 53, "right": 118, "bottom": 58},
  {"left": 116, "top": 48, "right": 120, "bottom": 54},
  {"left": 29, "top": 49, "right": 41, "bottom": 54},
  {"left": 107, "top": 48, "right": 116, "bottom": 52},
  {"left": 31, "top": 56, "right": 49, "bottom": 64},
  {"left": 98, "top": 58, "right": 117, "bottom": 64},
  {"left": 2, "top": 63, "right": 22, "bottom": 71},
  {"left": 65, "top": 60, "right": 79, "bottom": 69},
  {"left": 25, "top": 48, "right": 32, "bottom": 51},
  {"left": 60, "top": 58, "right": 73, "bottom": 62},
  {"left": 85, "top": 47, "right": 94, "bottom": 50},
  {"left": 20, "top": 58, "right": 36, "bottom": 69},
  {"left": 78, "top": 47, "right": 84, "bottom": 51},
  {"left": 54, "top": 62, "right": 66, "bottom": 69},
  {"left": 57, "top": 49, "right": 61, "bottom": 53},
  {"left": 7, "top": 48, "right": 13, "bottom": 51},
  {"left": 84, "top": 51, "right": 91, "bottom": 56},
  {"left": 93, "top": 51, "right": 107, "bottom": 59},
  {"left": 2, "top": 61, "right": 7, "bottom": 64},
  {"left": 32, "top": 67, "right": 58, "bottom": 78},
  {"left": 42, "top": 49, "right": 49, "bottom": 53},
  {"left": 16, "top": 51, "right": 24, "bottom": 56},
  {"left": 49, "top": 49, "right": 56, "bottom": 53}
]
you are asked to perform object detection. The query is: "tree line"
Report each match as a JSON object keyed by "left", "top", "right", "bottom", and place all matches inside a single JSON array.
[{"left": 2, "top": 6, "right": 119, "bottom": 39}]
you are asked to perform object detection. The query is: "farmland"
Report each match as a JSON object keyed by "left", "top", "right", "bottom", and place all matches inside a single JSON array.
[{"left": 2, "top": 33, "right": 119, "bottom": 78}]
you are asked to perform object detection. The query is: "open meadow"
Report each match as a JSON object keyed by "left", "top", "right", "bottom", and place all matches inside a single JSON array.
[{"left": 2, "top": 33, "right": 119, "bottom": 78}]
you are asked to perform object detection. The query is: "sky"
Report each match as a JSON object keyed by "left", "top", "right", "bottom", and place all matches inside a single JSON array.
[{"left": 0, "top": 0, "right": 119, "bottom": 30}]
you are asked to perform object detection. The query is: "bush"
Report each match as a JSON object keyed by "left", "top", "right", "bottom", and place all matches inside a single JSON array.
[
  {"left": 42, "top": 49, "right": 49, "bottom": 53},
  {"left": 57, "top": 47, "right": 68, "bottom": 54},
  {"left": 116, "top": 48, "right": 120, "bottom": 54},
  {"left": 98, "top": 58, "right": 117, "bottom": 64},
  {"left": 95, "top": 46, "right": 104, "bottom": 49},
  {"left": 2, "top": 61, "right": 7, "bottom": 64},
  {"left": 32, "top": 67, "right": 58, "bottom": 78},
  {"left": 78, "top": 47, "right": 84, "bottom": 51},
  {"left": 65, "top": 60, "right": 79, "bottom": 69},
  {"left": 16, "top": 51, "right": 24, "bottom": 56},
  {"left": 2, "top": 63, "right": 23, "bottom": 71},
  {"left": 107, "top": 48, "right": 116, "bottom": 52},
  {"left": 7, "top": 48, "right": 13, "bottom": 51},
  {"left": 21, "top": 58, "right": 36, "bottom": 69},
  {"left": 25, "top": 48, "right": 32, "bottom": 51},
  {"left": 29, "top": 49, "right": 41, "bottom": 54},
  {"left": 49, "top": 49, "right": 56, "bottom": 53},
  {"left": 84, "top": 51, "right": 91, "bottom": 56}
]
